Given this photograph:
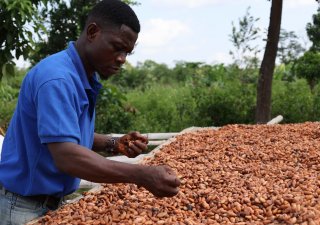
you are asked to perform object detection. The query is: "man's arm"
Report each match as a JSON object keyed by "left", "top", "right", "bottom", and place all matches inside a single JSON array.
[{"left": 47, "top": 142, "right": 180, "bottom": 197}]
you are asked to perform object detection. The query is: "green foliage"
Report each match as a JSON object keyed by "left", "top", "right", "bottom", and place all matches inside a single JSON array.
[
  {"left": 294, "top": 8, "right": 320, "bottom": 91},
  {"left": 191, "top": 63, "right": 229, "bottom": 86},
  {"left": 192, "top": 81, "right": 256, "bottom": 126},
  {"left": 0, "top": 69, "right": 25, "bottom": 129},
  {"left": 0, "top": 0, "right": 141, "bottom": 73},
  {"left": 278, "top": 29, "right": 306, "bottom": 64},
  {"left": 306, "top": 8, "right": 320, "bottom": 51},
  {"left": 171, "top": 61, "right": 205, "bottom": 83},
  {"left": 126, "top": 85, "right": 197, "bottom": 132},
  {"left": 110, "top": 61, "right": 161, "bottom": 90},
  {"left": 0, "top": 0, "right": 48, "bottom": 78},
  {"left": 31, "top": 0, "right": 140, "bottom": 64},
  {"left": 273, "top": 63, "right": 296, "bottom": 82},
  {"left": 272, "top": 79, "right": 314, "bottom": 122},
  {"left": 2, "top": 63, "right": 320, "bottom": 134},
  {"left": 229, "top": 7, "right": 261, "bottom": 69},
  {"left": 30, "top": 0, "right": 98, "bottom": 63},
  {"left": 311, "top": 84, "right": 320, "bottom": 120},
  {"left": 293, "top": 51, "right": 320, "bottom": 91},
  {"left": 95, "top": 81, "right": 134, "bottom": 134},
  {"left": 0, "top": 85, "right": 18, "bottom": 129},
  {"left": 229, "top": 8, "right": 305, "bottom": 70}
]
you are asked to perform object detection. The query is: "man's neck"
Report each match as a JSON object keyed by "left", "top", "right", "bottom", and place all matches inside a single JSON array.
[{"left": 75, "top": 39, "right": 94, "bottom": 80}]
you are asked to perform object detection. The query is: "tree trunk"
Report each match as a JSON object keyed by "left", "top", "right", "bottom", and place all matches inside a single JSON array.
[{"left": 255, "top": 0, "right": 283, "bottom": 123}]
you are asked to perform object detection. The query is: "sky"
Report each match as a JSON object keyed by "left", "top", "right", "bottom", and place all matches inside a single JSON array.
[
  {"left": 124, "top": 0, "right": 319, "bottom": 67},
  {"left": 15, "top": 0, "right": 320, "bottom": 68}
]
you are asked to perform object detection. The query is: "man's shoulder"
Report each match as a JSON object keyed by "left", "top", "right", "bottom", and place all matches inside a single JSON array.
[
  {"left": 36, "top": 50, "right": 73, "bottom": 77},
  {"left": 27, "top": 50, "right": 77, "bottom": 88}
]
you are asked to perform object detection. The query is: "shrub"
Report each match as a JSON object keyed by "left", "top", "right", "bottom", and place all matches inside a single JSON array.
[
  {"left": 272, "top": 79, "right": 313, "bottom": 123},
  {"left": 95, "top": 82, "right": 134, "bottom": 134},
  {"left": 125, "top": 84, "right": 197, "bottom": 133},
  {"left": 0, "top": 69, "right": 25, "bottom": 129},
  {"left": 192, "top": 81, "right": 256, "bottom": 126}
]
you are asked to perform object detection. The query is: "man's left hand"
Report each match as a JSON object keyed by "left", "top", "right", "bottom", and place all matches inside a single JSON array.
[{"left": 115, "top": 131, "right": 148, "bottom": 158}]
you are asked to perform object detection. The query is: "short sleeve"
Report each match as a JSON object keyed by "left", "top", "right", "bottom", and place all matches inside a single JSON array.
[{"left": 36, "top": 79, "right": 80, "bottom": 144}]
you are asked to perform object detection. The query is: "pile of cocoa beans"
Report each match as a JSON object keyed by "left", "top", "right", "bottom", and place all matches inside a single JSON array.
[{"left": 35, "top": 122, "right": 320, "bottom": 224}]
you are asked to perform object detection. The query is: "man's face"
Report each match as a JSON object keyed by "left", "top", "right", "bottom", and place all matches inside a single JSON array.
[{"left": 86, "top": 24, "right": 138, "bottom": 79}]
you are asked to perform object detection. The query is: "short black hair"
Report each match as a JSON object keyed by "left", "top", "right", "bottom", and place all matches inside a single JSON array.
[{"left": 86, "top": 0, "right": 140, "bottom": 33}]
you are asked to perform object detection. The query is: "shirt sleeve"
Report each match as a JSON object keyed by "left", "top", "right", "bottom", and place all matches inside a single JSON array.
[{"left": 35, "top": 79, "right": 81, "bottom": 144}]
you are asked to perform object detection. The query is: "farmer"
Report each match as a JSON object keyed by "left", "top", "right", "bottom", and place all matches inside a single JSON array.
[{"left": 0, "top": 0, "right": 180, "bottom": 224}]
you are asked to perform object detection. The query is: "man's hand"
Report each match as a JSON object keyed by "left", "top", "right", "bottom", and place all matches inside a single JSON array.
[
  {"left": 48, "top": 142, "right": 180, "bottom": 197},
  {"left": 137, "top": 165, "right": 181, "bottom": 197},
  {"left": 115, "top": 131, "right": 148, "bottom": 158}
]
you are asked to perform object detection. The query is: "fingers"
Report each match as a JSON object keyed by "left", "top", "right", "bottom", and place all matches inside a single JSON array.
[
  {"left": 130, "top": 131, "right": 148, "bottom": 144},
  {"left": 165, "top": 187, "right": 179, "bottom": 197},
  {"left": 154, "top": 186, "right": 179, "bottom": 198},
  {"left": 133, "top": 140, "right": 148, "bottom": 151},
  {"left": 164, "top": 168, "right": 181, "bottom": 188},
  {"left": 127, "top": 143, "right": 142, "bottom": 157},
  {"left": 157, "top": 166, "right": 181, "bottom": 197},
  {"left": 139, "top": 165, "right": 180, "bottom": 198},
  {"left": 139, "top": 135, "right": 148, "bottom": 144},
  {"left": 119, "top": 132, "right": 148, "bottom": 158},
  {"left": 163, "top": 165, "right": 175, "bottom": 174},
  {"left": 123, "top": 140, "right": 147, "bottom": 158},
  {"left": 125, "top": 148, "right": 137, "bottom": 158},
  {"left": 153, "top": 183, "right": 179, "bottom": 198}
]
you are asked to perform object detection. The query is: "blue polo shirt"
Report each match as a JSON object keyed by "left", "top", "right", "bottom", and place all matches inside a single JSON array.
[{"left": 0, "top": 42, "right": 102, "bottom": 197}]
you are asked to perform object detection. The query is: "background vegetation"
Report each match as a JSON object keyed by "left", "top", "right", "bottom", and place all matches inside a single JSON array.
[
  {"left": 2, "top": 60, "right": 320, "bottom": 134},
  {"left": 1, "top": 2, "right": 320, "bottom": 134}
]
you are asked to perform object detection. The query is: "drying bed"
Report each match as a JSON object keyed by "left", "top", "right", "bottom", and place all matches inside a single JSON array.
[{"left": 34, "top": 122, "right": 320, "bottom": 224}]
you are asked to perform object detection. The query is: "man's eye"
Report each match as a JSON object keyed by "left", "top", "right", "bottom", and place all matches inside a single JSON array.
[
  {"left": 112, "top": 44, "right": 134, "bottom": 56},
  {"left": 114, "top": 45, "right": 123, "bottom": 52}
]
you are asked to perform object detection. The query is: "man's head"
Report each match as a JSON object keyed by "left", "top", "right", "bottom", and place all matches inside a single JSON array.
[{"left": 78, "top": 0, "right": 140, "bottom": 79}]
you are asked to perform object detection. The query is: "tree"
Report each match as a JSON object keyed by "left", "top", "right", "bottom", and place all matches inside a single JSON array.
[
  {"left": 31, "top": 0, "right": 139, "bottom": 64},
  {"left": 0, "top": 0, "right": 139, "bottom": 78},
  {"left": 30, "top": 0, "right": 97, "bottom": 64},
  {"left": 277, "top": 2, "right": 320, "bottom": 108},
  {"left": 0, "top": 0, "right": 49, "bottom": 79},
  {"left": 255, "top": 0, "right": 283, "bottom": 123},
  {"left": 229, "top": 7, "right": 261, "bottom": 69},
  {"left": 306, "top": 8, "right": 320, "bottom": 51},
  {"left": 294, "top": 51, "right": 320, "bottom": 92},
  {"left": 293, "top": 7, "right": 320, "bottom": 92},
  {"left": 172, "top": 61, "right": 204, "bottom": 83},
  {"left": 277, "top": 29, "right": 305, "bottom": 65}
]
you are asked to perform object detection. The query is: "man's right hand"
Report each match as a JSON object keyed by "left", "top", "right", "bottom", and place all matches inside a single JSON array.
[
  {"left": 137, "top": 165, "right": 181, "bottom": 197},
  {"left": 48, "top": 142, "right": 180, "bottom": 197}
]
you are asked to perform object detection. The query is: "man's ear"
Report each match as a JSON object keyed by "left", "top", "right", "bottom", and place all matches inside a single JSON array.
[{"left": 86, "top": 23, "right": 101, "bottom": 42}]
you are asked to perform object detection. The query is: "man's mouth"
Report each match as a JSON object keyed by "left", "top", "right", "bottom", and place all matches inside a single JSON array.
[{"left": 110, "top": 66, "right": 120, "bottom": 73}]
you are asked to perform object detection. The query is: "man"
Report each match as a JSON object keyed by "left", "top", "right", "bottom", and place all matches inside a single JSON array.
[{"left": 0, "top": 0, "right": 180, "bottom": 224}]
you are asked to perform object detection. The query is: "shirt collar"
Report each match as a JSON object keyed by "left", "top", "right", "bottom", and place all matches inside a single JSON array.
[{"left": 66, "top": 41, "right": 102, "bottom": 92}]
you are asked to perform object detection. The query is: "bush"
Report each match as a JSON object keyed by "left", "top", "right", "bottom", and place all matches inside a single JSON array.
[
  {"left": 193, "top": 81, "right": 256, "bottom": 126},
  {"left": 0, "top": 69, "right": 25, "bottom": 129},
  {"left": 125, "top": 84, "right": 197, "bottom": 133},
  {"left": 272, "top": 79, "right": 313, "bottom": 123},
  {"left": 2, "top": 63, "right": 320, "bottom": 135},
  {"left": 311, "top": 84, "right": 320, "bottom": 120},
  {"left": 0, "top": 85, "right": 19, "bottom": 129},
  {"left": 95, "top": 82, "right": 134, "bottom": 134}
]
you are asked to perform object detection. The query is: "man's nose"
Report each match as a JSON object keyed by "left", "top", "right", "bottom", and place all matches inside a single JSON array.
[{"left": 116, "top": 52, "right": 127, "bottom": 64}]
